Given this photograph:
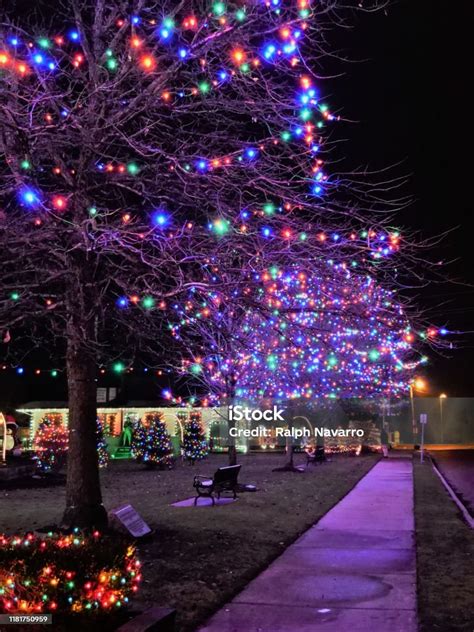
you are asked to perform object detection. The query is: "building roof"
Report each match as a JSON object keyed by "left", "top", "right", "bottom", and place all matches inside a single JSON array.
[{"left": 17, "top": 400, "right": 176, "bottom": 410}]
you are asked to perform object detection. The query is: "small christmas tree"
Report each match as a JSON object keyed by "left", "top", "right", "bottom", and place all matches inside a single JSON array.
[
  {"left": 140, "top": 413, "right": 173, "bottom": 469},
  {"left": 96, "top": 417, "right": 109, "bottom": 468},
  {"left": 183, "top": 412, "right": 208, "bottom": 464},
  {"left": 131, "top": 417, "right": 147, "bottom": 462},
  {"left": 33, "top": 415, "right": 68, "bottom": 473}
]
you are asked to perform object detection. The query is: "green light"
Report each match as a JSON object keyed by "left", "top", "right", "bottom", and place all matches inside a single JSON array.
[
  {"left": 199, "top": 81, "right": 210, "bottom": 94},
  {"left": 20, "top": 159, "right": 31, "bottom": 170},
  {"left": 299, "top": 232, "right": 307, "bottom": 241},
  {"left": 10, "top": 292, "right": 19, "bottom": 301},
  {"left": 106, "top": 58, "right": 117, "bottom": 71},
  {"left": 212, "top": 218, "right": 230, "bottom": 235},
  {"left": 51, "top": 370, "right": 58, "bottom": 377},
  {"left": 235, "top": 8, "right": 246, "bottom": 21},
  {"left": 368, "top": 349, "right": 380, "bottom": 362},
  {"left": 213, "top": 2, "right": 226, "bottom": 16},
  {"left": 328, "top": 354, "right": 338, "bottom": 367},
  {"left": 263, "top": 202, "right": 275, "bottom": 215},
  {"left": 240, "top": 63, "right": 249, "bottom": 73},
  {"left": 38, "top": 38, "right": 51, "bottom": 49},
  {"left": 269, "top": 266, "right": 279, "bottom": 278},
  {"left": 266, "top": 354, "right": 278, "bottom": 370},
  {"left": 89, "top": 206, "right": 97, "bottom": 216},
  {"left": 105, "top": 49, "right": 113, "bottom": 58},
  {"left": 113, "top": 362, "right": 125, "bottom": 373},
  {"left": 163, "top": 17, "right": 174, "bottom": 29},
  {"left": 281, "top": 131, "right": 291, "bottom": 142},
  {"left": 126, "top": 162, "right": 140, "bottom": 176},
  {"left": 142, "top": 296, "right": 155, "bottom": 309},
  {"left": 299, "top": 108, "right": 312, "bottom": 121},
  {"left": 190, "top": 363, "right": 202, "bottom": 374}
]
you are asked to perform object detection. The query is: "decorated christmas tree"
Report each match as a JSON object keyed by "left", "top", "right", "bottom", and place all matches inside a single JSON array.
[
  {"left": 33, "top": 414, "right": 68, "bottom": 473},
  {"left": 96, "top": 417, "right": 109, "bottom": 468},
  {"left": 131, "top": 418, "right": 147, "bottom": 462},
  {"left": 140, "top": 413, "right": 174, "bottom": 468},
  {"left": 183, "top": 412, "right": 208, "bottom": 463}
]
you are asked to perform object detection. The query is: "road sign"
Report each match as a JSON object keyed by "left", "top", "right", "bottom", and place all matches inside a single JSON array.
[{"left": 420, "top": 413, "right": 428, "bottom": 425}]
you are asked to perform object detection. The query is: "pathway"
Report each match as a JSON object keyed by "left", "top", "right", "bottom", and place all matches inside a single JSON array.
[{"left": 199, "top": 458, "right": 417, "bottom": 632}]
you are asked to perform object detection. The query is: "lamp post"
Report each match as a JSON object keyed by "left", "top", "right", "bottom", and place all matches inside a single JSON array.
[
  {"left": 410, "top": 378, "right": 427, "bottom": 443},
  {"left": 439, "top": 393, "right": 447, "bottom": 444}
]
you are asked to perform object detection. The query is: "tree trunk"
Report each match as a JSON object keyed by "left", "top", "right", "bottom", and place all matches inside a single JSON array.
[
  {"left": 62, "top": 347, "right": 107, "bottom": 529},
  {"left": 226, "top": 376, "right": 237, "bottom": 466}
]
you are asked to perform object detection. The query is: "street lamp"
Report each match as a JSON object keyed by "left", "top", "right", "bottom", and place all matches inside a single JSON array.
[
  {"left": 439, "top": 393, "right": 447, "bottom": 444},
  {"left": 410, "top": 377, "right": 427, "bottom": 442}
]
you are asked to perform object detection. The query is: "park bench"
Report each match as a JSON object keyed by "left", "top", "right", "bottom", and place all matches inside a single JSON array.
[
  {"left": 306, "top": 445, "right": 326, "bottom": 466},
  {"left": 193, "top": 464, "right": 241, "bottom": 505}
]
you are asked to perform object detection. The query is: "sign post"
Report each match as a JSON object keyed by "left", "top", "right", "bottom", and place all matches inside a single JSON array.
[{"left": 419, "top": 413, "right": 428, "bottom": 463}]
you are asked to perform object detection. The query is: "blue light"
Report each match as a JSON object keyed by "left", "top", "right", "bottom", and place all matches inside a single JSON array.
[
  {"left": 152, "top": 211, "right": 170, "bottom": 227},
  {"left": 263, "top": 43, "right": 277, "bottom": 60},
  {"left": 312, "top": 184, "right": 323, "bottom": 196},
  {"left": 116, "top": 297, "right": 129, "bottom": 308},
  {"left": 68, "top": 30, "right": 80, "bottom": 42},
  {"left": 178, "top": 48, "right": 188, "bottom": 59},
  {"left": 9, "top": 36, "right": 19, "bottom": 46},
  {"left": 262, "top": 226, "right": 273, "bottom": 238},
  {"left": 332, "top": 233, "right": 340, "bottom": 241},
  {"left": 439, "top": 328, "right": 448, "bottom": 335},
  {"left": 131, "top": 15, "right": 140, "bottom": 25},
  {"left": 218, "top": 69, "right": 229, "bottom": 81},
  {"left": 47, "top": 61, "right": 56, "bottom": 71},
  {"left": 19, "top": 187, "right": 41, "bottom": 207},
  {"left": 311, "top": 144, "right": 320, "bottom": 153},
  {"left": 196, "top": 159, "right": 208, "bottom": 172},
  {"left": 33, "top": 53, "right": 44, "bottom": 65},
  {"left": 245, "top": 147, "right": 258, "bottom": 160},
  {"left": 16, "top": 367, "right": 24, "bottom": 375}
]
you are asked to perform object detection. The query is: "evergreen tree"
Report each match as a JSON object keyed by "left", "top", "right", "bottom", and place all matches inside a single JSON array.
[
  {"left": 96, "top": 417, "right": 109, "bottom": 468},
  {"left": 183, "top": 412, "right": 208, "bottom": 464},
  {"left": 131, "top": 418, "right": 147, "bottom": 462},
  {"left": 33, "top": 415, "right": 68, "bottom": 473},
  {"left": 140, "top": 413, "right": 174, "bottom": 468}
]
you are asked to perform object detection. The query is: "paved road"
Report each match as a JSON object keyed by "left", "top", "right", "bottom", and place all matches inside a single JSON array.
[
  {"left": 431, "top": 450, "right": 474, "bottom": 513},
  {"left": 200, "top": 459, "right": 417, "bottom": 632}
]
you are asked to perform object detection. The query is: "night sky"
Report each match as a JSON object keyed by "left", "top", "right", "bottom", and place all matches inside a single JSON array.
[
  {"left": 1, "top": 1, "right": 473, "bottom": 404},
  {"left": 325, "top": 0, "right": 474, "bottom": 396}
]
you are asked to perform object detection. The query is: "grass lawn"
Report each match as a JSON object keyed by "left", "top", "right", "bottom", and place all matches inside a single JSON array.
[
  {"left": 414, "top": 459, "right": 474, "bottom": 632},
  {"left": 1, "top": 452, "right": 378, "bottom": 631}
]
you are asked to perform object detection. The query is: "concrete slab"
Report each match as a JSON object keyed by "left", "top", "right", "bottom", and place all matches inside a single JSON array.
[
  {"left": 199, "top": 460, "right": 417, "bottom": 632},
  {"left": 199, "top": 603, "right": 416, "bottom": 632},
  {"left": 171, "top": 497, "right": 236, "bottom": 507},
  {"left": 295, "top": 528, "right": 414, "bottom": 550}
]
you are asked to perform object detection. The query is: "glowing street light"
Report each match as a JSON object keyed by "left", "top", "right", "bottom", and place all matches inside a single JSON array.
[
  {"left": 410, "top": 377, "right": 428, "bottom": 441},
  {"left": 439, "top": 393, "right": 447, "bottom": 444}
]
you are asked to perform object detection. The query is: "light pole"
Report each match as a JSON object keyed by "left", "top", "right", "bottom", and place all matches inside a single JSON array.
[
  {"left": 439, "top": 393, "right": 447, "bottom": 444},
  {"left": 410, "top": 378, "right": 427, "bottom": 443}
]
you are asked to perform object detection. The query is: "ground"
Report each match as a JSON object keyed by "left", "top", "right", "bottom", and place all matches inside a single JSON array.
[
  {"left": 0, "top": 452, "right": 378, "bottom": 631},
  {"left": 414, "top": 456, "right": 474, "bottom": 632},
  {"left": 428, "top": 449, "right": 474, "bottom": 513}
]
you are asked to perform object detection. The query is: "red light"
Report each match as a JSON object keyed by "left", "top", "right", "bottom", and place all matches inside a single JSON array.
[
  {"left": 140, "top": 54, "right": 156, "bottom": 71},
  {"left": 52, "top": 195, "right": 67, "bottom": 210}
]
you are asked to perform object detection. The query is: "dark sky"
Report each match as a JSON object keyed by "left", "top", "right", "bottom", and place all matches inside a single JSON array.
[
  {"left": 2, "top": 1, "right": 473, "bottom": 403},
  {"left": 325, "top": 0, "right": 474, "bottom": 396}
]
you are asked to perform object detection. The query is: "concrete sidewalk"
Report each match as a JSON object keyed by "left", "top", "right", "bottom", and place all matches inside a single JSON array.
[{"left": 199, "top": 459, "right": 416, "bottom": 632}]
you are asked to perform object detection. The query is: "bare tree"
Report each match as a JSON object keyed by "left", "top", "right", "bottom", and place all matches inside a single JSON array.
[{"left": 0, "top": 1, "right": 444, "bottom": 525}]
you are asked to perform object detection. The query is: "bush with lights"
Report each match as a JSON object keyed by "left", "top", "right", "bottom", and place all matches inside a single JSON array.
[
  {"left": 33, "top": 415, "right": 68, "bottom": 473},
  {"left": 182, "top": 412, "right": 208, "bottom": 463},
  {"left": 0, "top": 531, "right": 141, "bottom": 614}
]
